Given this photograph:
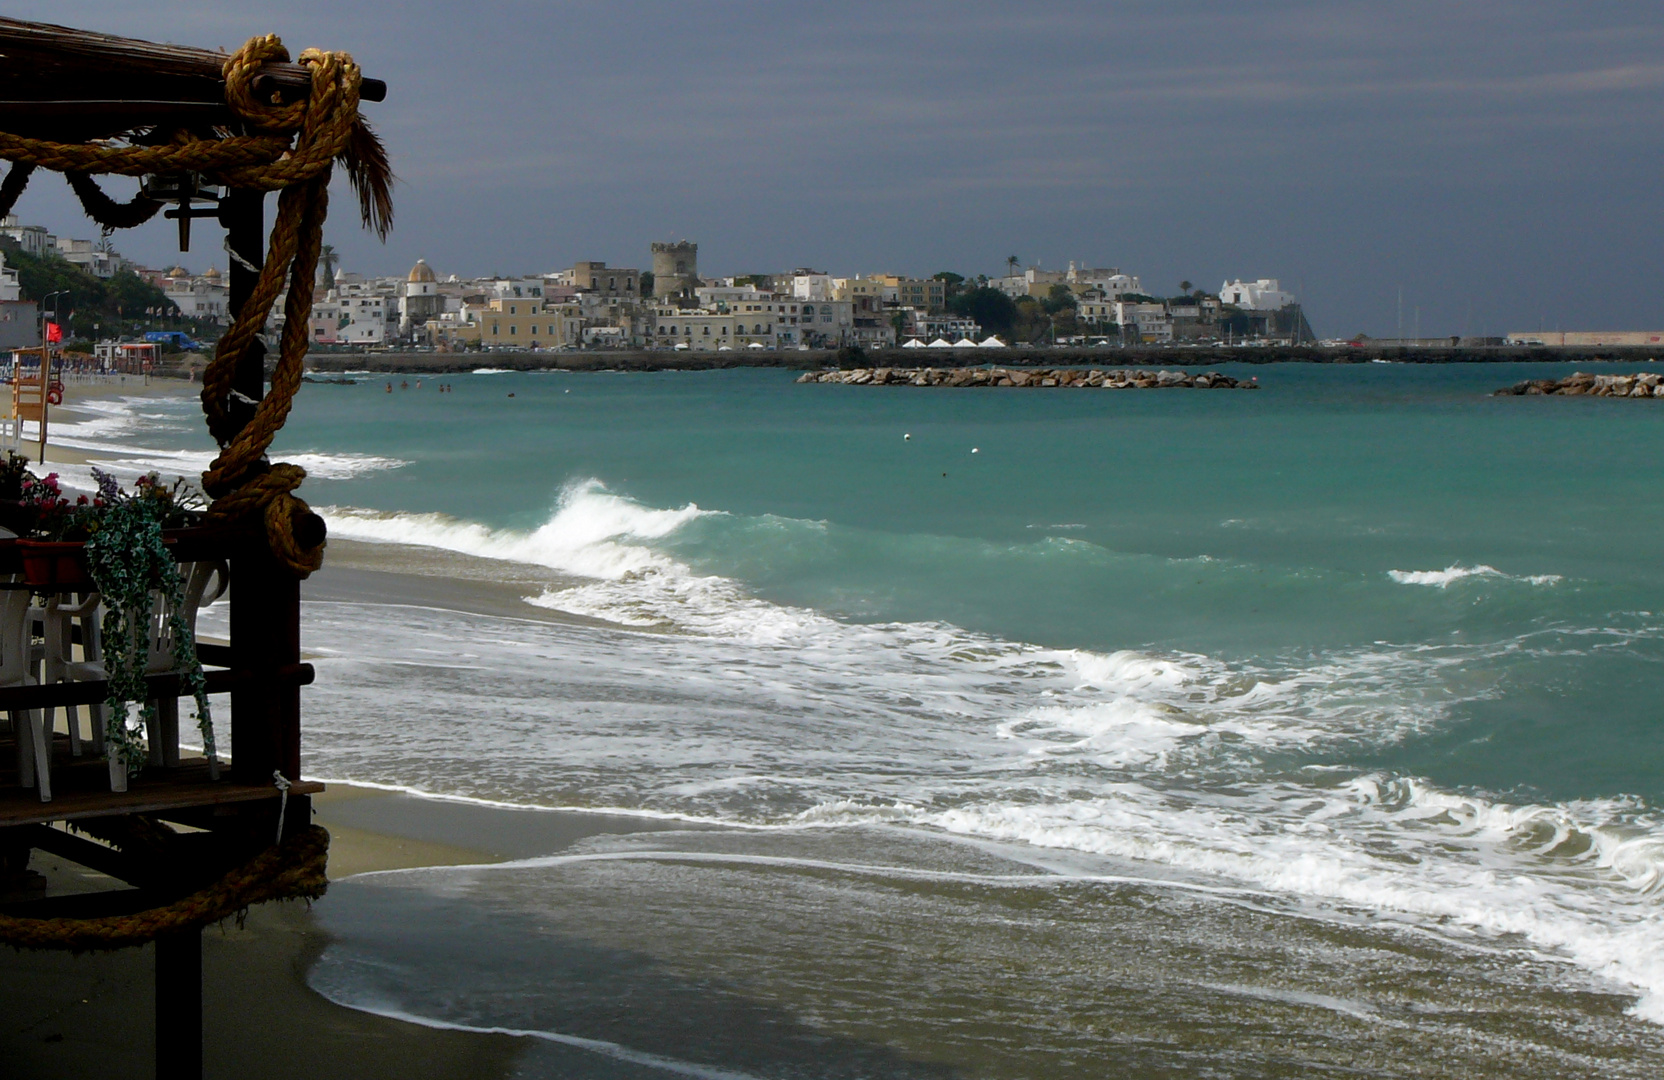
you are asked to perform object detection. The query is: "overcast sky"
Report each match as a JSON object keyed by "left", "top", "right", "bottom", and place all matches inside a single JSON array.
[{"left": 7, "top": 1, "right": 1662, "bottom": 337}]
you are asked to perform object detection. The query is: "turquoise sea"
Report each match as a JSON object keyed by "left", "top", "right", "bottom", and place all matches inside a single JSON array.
[{"left": 57, "top": 362, "right": 1664, "bottom": 1077}]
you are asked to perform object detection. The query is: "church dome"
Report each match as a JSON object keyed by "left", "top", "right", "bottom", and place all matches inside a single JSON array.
[{"left": 409, "top": 258, "right": 437, "bottom": 283}]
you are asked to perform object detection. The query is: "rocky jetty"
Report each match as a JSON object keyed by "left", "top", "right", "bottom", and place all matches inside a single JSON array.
[
  {"left": 1495, "top": 371, "right": 1664, "bottom": 397},
  {"left": 796, "top": 367, "right": 1258, "bottom": 389}
]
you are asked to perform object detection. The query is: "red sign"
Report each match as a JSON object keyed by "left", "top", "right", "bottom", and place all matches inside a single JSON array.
[{"left": 44, "top": 321, "right": 61, "bottom": 343}]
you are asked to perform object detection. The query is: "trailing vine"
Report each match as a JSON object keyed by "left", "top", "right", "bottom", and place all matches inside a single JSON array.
[{"left": 83, "top": 477, "right": 214, "bottom": 776}]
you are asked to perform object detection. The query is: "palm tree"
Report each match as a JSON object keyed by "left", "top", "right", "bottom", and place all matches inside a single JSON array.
[
  {"left": 317, "top": 243, "right": 339, "bottom": 286},
  {"left": 1180, "top": 279, "right": 1193, "bottom": 295},
  {"left": 1006, "top": 255, "right": 1020, "bottom": 278}
]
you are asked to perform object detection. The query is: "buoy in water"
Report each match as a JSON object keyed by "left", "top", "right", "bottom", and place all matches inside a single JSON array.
[
  {"left": 971, "top": 448, "right": 979, "bottom": 454},
  {"left": 904, "top": 433, "right": 911, "bottom": 440}
]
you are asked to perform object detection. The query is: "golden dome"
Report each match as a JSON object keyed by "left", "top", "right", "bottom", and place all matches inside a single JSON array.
[
  {"left": 202, "top": 265, "right": 221, "bottom": 279},
  {"left": 409, "top": 258, "right": 437, "bottom": 283}
]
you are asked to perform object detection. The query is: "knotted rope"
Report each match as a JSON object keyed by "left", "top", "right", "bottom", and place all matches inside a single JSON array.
[
  {"left": 0, "top": 826, "right": 329, "bottom": 952},
  {"left": 0, "top": 33, "right": 394, "bottom": 576}
]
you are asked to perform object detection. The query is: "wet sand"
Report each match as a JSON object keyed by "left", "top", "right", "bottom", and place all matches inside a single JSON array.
[{"left": 0, "top": 783, "right": 699, "bottom": 1079}]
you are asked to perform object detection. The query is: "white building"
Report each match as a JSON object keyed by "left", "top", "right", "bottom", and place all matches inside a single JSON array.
[
  {"left": 55, "top": 237, "right": 123, "bottom": 279},
  {"left": 907, "top": 311, "right": 980, "bottom": 341},
  {"left": 164, "top": 267, "right": 229, "bottom": 321},
  {"left": 791, "top": 272, "right": 835, "bottom": 301},
  {"left": 339, "top": 294, "right": 390, "bottom": 344},
  {"left": 0, "top": 216, "right": 50, "bottom": 258},
  {"left": 0, "top": 251, "right": 19, "bottom": 302},
  {"left": 991, "top": 266, "right": 1066, "bottom": 299},
  {"left": 1220, "top": 278, "right": 1297, "bottom": 311},
  {"left": 1065, "top": 263, "right": 1143, "bottom": 298}
]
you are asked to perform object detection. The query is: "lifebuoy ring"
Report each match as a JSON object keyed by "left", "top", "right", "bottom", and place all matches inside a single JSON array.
[{"left": 45, "top": 388, "right": 62, "bottom": 405}]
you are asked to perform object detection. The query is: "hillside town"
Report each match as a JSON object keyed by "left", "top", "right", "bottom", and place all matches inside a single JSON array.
[{"left": 0, "top": 214, "right": 1317, "bottom": 354}]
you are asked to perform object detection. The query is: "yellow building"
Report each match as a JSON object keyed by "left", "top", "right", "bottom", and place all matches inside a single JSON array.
[
  {"left": 441, "top": 297, "right": 578, "bottom": 347},
  {"left": 873, "top": 275, "right": 945, "bottom": 311}
]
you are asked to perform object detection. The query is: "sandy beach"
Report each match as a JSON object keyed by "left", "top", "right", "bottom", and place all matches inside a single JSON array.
[{"left": 0, "top": 781, "right": 714, "bottom": 1078}]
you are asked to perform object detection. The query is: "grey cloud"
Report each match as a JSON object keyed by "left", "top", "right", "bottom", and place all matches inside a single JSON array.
[{"left": 0, "top": 0, "right": 1659, "bottom": 335}]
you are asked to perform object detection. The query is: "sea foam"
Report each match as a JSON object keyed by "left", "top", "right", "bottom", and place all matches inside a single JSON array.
[
  {"left": 320, "top": 479, "right": 710, "bottom": 582},
  {"left": 1389, "top": 564, "right": 1563, "bottom": 588}
]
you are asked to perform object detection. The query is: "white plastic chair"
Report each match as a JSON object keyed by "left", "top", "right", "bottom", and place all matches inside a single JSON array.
[
  {"left": 42, "top": 560, "right": 229, "bottom": 792},
  {"left": 41, "top": 591, "right": 104, "bottom": 760},
  {"left": 1, "top": 581, "right": 49, "bottom": 801}
]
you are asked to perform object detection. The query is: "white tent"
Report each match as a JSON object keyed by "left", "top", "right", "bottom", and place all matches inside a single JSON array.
[
  {"left": 977, "top": 336, "right": 1007, "bottom": 348},
  {"left": 747, "top": 341, "right": 766, "bottom": 349},
  {"left": 927, "top": 338, "right": 953, "bottom": 348},
  {"left": 717, "top": 345, "right": 733, "bottom": 351},
  {"left": 952, "top": 337, "right": 978, "bottom": 348},
  {"left": 901, "top": 338, "right": 926, "bottom": 348}
]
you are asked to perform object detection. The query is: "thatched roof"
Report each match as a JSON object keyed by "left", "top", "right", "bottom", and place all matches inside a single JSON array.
[{"left": 0, "top": 17, "right": 385, "bottom": 139}]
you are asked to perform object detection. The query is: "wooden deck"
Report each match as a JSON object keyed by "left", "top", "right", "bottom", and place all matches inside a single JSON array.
[{"left": 0, "top": 754, "right": 322, "bottom": 827}]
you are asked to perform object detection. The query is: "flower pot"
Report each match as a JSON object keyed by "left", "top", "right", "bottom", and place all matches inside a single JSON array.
[{"left": 16, "top": 539, "right": 92, "bottom": 589}]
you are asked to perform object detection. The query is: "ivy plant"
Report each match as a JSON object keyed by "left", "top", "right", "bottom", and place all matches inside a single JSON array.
[{"left": 82, "top": 474, "right": 214, "bottom": 776}]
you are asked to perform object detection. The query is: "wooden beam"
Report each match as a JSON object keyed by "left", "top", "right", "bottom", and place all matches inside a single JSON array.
[
  {"left": 19, "top": 822, "right": 139, "bottom": 884},
  {"left": 0, "top": 662, "right": 314, "bottom": 711},
  {"left": 0, "top": 770, "right": 324, "bottom": 828}
]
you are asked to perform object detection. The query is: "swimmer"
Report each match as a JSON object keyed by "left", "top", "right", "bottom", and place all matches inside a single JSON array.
[{"left": 385, "top": 383, "right": 392, "bottom": 393}]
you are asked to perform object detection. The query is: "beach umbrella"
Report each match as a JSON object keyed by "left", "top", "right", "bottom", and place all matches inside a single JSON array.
[
  {"left": 927, "top": 338, "right": 952, "bottom": 348},
  {"left": 902, "top": 338, "right": 926, "bottom": 348},
  {"left": 977, "top": 336, "right": 1007, "bottom": 348},
  {"left": 952, "top": 337, "right": 978, "bottom": 348}
]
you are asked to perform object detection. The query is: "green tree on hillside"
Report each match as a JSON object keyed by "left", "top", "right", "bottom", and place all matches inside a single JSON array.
[
  {"left": 947, "top": 286, "right": 1017, "bottom": 338},
  {"left": 932, "top": 271, "right": 965, "bottom": 305},
  {"left": 1043, "top": 283, "right": 1077, "bottom": 314},
  {"left": 1, "top": 241, "right": 177, "bottom": 342}
]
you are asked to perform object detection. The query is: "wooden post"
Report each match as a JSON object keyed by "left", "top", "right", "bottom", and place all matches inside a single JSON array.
[
  {"left": 145, "top": 184, "right": 282, "bottom": 1080},
  {"left": 220, "top": 188, "right": 266, "bottom": 436},
  {"left": 229, "top": 539, "right": 301, "bottom": 786},
  {"left": 35, "top": 344, "right": 47, "bottom": 464},
  {"left": 154, "top": 929, "right": 202, "bottom": 1080}
]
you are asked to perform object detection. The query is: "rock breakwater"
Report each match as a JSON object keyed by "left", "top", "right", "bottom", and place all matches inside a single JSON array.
[
  {"left": 1495, "top": 371, "right": 1664, "bottom": 397},
  {"left": 797, "top": 367, "right": 1257, "bottom": 389}
]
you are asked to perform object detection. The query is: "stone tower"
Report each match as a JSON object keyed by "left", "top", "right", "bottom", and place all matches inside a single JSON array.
[{"left": 650, "top": 241, "right": 698, "bottom": 299}]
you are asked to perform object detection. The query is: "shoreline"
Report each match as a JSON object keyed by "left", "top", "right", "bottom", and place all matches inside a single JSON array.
[{"left": 136, "top": 344, "right": 1664, "bottom": 378}]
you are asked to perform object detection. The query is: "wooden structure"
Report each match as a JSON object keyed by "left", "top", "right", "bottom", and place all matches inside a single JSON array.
[
  {"left": 7, "top": 347, "right": 53, "bottom": 460},
  {"left": 0, "top": 18, "right": 386, "bottom": 1079}
]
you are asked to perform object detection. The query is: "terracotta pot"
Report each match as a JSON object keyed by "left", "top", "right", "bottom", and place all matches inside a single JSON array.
[{"left": 16, "top": 539, "right": 92, "bottom": 589}]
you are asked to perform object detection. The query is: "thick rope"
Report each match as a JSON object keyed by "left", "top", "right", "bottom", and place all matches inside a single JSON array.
[
  {"left": 64, "top": 171, "right": 164, "bottom": 230},
  {"left": 0, "top": 826, "right": 329, "bottom": 952},
  {"left": 0, "top": 161, "right": 36, "bottom": 219}
]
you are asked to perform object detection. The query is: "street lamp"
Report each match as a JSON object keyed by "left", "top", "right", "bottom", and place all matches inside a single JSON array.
[{"left": 40, "top": 289, "right": 68, "bottom": 345}]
